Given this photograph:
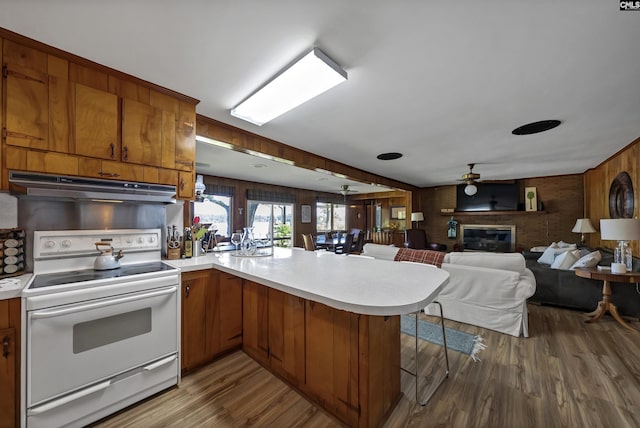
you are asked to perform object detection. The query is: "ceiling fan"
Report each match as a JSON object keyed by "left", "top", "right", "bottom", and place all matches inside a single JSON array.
[
  {"left": 339, "top": 184, "right": 356, "bottom": 200},
  {"left": 460, "top": 163, "right": 481, "bottom": 196}
]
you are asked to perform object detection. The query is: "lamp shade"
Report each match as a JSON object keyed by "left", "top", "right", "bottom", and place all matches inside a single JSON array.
[
  {"left": 410, "top": 212, "right": 424, "bottom": 222},
  {"left": 572, "top": 218, "right": 596, "bottom": 233},
  {"left": 600, "top": 218, "right": 640, "bottom": 241}
]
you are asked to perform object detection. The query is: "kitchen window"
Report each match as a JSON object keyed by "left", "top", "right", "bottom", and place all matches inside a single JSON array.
[
  {"left": 193, "top": 194, "right": 232, "bottom": 238},
  {"left": 247, "top": 201, "right": 294, "bottom": 248},
  {"left": 316, "top": 202, "right": 346, "bottom": 232}
]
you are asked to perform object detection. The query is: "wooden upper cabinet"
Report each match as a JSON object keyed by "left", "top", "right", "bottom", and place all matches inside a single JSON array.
[
  {"left": 4, "top": 64, "right": 48, "bottom": 149},
  {"left": 178, "top": 170, "right": 195, "bottom": 200},
  {"left": 75, "top": 83, "right": 119, "bottom": 160},
  {"left": 175, "top": 102, "right": 195, "bottom": 171},
  {"left": 122, "top": 98, "right": 162, "bottom": 167},
  {"left": 3, "top": 40, "right": 71, "bottom": 154}
]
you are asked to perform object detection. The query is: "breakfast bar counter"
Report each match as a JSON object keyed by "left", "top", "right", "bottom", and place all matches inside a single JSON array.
[
  {"left": 168, "top": 248, "right": 450, "bottom": 427},
  {"left": 167, "top": 248, "right": 449, "bottom": 316}
]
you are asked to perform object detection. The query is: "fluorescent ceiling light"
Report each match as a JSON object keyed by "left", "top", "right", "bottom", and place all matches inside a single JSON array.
[
  {"left": 231, "top": 47, "right": 347, "bottom": 126},
  {"left": 195, "top": 135, "right": 234, "bottom": 150}
]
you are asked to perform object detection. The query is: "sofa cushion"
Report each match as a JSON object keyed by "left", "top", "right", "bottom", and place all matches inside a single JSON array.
[
  {"left": 570, "top": 250, "right": 602, "bottom": 269},
  {"left": 394, "top": 248, "right": 445, "bottom": 268},
  {"left": 550, "top": 249, "right": 580, "bottom": 269},
  {"left": 362, "top": 243, "right": 399, "bottom": 261},
  {"left": 444, "top": 251, "right": 526, "bottom": 274}
]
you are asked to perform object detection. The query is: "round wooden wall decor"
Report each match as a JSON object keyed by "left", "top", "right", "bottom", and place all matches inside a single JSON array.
[{"left": 609, "top": 171, "right": 634, "bottom": 218}]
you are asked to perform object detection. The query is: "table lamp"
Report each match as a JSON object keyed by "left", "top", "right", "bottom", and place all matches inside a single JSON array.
[
  {"left": 572, "top": 218, "right": 596, "bottom": 246},
  {"left": 411, "top": 212, "right": 424, "bottom": 228},
  {"left": 600, "top": 218, "right": 640, "bottom": 272}
]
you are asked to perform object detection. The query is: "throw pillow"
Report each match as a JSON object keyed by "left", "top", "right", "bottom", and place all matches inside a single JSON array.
[
  {"left": 537, "top": 243, "right": 560, "bottom": 265},
  {"left": 551, "top": 249, "right": 581, "bottom": 270},
  {"left": 570, "top": 250, "right": 602, "bottom": 269},
  {"left": 394, "top": 248, "right": 445, "bottom": 268}
]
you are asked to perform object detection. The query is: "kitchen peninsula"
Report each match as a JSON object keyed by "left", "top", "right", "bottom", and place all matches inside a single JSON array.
[{"left": 168, "top": 249, "right": 449, "bottom": 427}]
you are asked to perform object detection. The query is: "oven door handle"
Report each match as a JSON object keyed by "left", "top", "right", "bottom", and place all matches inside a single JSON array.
[
  {"left": 143, "top": 354, "right": 177, "bottom": 371},
  {"left": 28, "top": 379, "right": 112, "bottom": 415},
  {"left": 30, "top": 286, "right": 177, "bottom": 320}
]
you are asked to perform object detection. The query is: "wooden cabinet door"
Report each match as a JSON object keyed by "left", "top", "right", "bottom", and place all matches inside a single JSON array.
[
  {"left": 160, "top": 110, "right": 176, "bottom": 169},
  {"left": 305, "top": 301, "right": 359, "bottom": 427},
  {"left": 75, "top": 83, "right": 119, "bottom": 160},
  {"left": 178, "top": 170, "right": 195, "bottom": 200},
  {"left": 0, "top": 298, "right": 20, "bottom": 428},
  {"left": 4, "top": 64, "right": 49, "bottom": 149},
  {"left": 181, "top": 270, "right": 209, "bottom": 372},
  {"left": 122, "top": 98, "right": 162, "bottom": 167},
  {"left": 218, "top": 273, "right": 243, "bottom": 352},
  {"left": 0, "top": 327, "right": 16, "bottom": 428},
  {"left": 268, "top": 289, "right": 305, "bottom": 384},
  {"left": 242, "top": 280, "right": 269, "bottom": 365},
  {"left": 175, "top": 103, "right": 195, "bottom": 171}
]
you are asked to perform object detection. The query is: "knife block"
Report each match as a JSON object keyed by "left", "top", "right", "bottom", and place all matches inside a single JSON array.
[{"left": 167, "top": 248, "right": 181, "bottom": 260}]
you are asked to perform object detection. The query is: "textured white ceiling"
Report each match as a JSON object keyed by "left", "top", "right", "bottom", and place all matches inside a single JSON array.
[{"left": 1, "top": 1, "right": 638, "bottom": 192}]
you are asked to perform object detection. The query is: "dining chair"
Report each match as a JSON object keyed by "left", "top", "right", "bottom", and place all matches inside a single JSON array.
[
  {"left": 351, "top": 232, "right": 366, "bottom": 254},
  {"left": 302, "top": 234, "right": 316, "bottom": 251},
  {"left": 334, "top": 233, "right": 354, "bottom": 254}
]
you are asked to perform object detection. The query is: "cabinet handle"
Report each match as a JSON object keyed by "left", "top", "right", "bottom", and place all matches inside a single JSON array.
[
  {"left": 2, "top": 336, "right": 9, "bottom": 358},
  {"left": 185, "top": 285, "right": 190, "bottom": 297},
  {"left": 183, "top": 121, "right": 194, "bottom": 129},
  {"left": 110, "top": 143, "right": 115, "bottom": 159},
  {"left": 98, "top": 171, "right": 120, "bottom": 178},
  {"left": 123, "top": 146, "right": 129, "bottom": 161},
  {"left": 179, "top": 177, "right": 185, "bottom": 191}
]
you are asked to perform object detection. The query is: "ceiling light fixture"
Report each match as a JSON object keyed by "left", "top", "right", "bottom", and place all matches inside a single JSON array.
[
  {"left": 230, "top": 47, "right": 347, "bottom": 126},
  {"left": 512, "top": 120, "right": 561, "bottom": 135},
  {"left": 377, "top": 152, "right": 403, "bottom": 161}
]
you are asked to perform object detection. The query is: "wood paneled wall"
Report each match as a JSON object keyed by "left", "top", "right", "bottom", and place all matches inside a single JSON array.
[
  {"left": 418, "top": 174, "right": 584, "bottom": 251},
  {"left": 585, "top": 136, "right": 640, "bottom": 254}
]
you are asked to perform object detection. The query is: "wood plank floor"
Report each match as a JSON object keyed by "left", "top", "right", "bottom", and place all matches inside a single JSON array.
[{"left": 92, "top": 304, "right": 640, "bottom": 428}]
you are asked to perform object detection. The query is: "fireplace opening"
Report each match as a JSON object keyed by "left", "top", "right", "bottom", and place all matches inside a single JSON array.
[{"left": 460, "top": 224, "right": 516, "bottom": 252}]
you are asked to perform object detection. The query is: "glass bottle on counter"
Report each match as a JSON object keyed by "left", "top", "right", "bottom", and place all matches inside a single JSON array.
[{"left": 184, "top": 228, "right": 193, "bottom": 258}]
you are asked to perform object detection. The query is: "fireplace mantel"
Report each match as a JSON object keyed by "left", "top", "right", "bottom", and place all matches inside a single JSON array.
[{"left": 440, "top": 210, "right": 546, "bottom": 216}]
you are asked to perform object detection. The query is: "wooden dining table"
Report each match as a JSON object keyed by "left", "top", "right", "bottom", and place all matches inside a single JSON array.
[{"left": 314, "top": 235, "right": 345, "bottom": 251}]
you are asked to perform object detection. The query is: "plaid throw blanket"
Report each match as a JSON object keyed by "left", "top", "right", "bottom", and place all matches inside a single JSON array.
[{"left": 394, "top": 248, "right": 445, "bottom": 268}]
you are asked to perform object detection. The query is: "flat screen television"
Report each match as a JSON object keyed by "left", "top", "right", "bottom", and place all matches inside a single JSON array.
[{"left": 456, "top": 183, "right": 520, "bottom": 212}]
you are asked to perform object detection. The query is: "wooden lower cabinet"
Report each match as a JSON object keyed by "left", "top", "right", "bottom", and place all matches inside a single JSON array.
[
  {"left": 218, "top": 273, "right": 243, "bottom": 352},
  {"left": 242, "top": 281, "right": 400, "bottom": 427},
  {"left": 304, "top": 300, "right": 360, "bottom": 426},
  {"left": 242, "top": 280, "right": 269, "bottom": 366},
  {"left": 0, "top": 298, "right": 21, "bottom": 428},
  {"left": 267, "top": 289, "right": 305, "bottom": 386},
  {"left": 181, "top": 269, "right": 243, "bottom": 373}
]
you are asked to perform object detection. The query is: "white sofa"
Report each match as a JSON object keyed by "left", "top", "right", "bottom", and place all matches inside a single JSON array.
[{"left": 362, "top": 244, "right": 537, "bottom": 337}]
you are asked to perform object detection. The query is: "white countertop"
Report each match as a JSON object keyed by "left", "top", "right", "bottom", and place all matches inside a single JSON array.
[
  {"left": 167, "top": 248, "right": 449, "bottom": 316},
  {"left": 0, "top": 273, "right": 33, "bottom": 300}
]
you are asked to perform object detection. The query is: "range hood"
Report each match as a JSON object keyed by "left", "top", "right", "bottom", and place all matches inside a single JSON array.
[{"left": 9, "top": 171, "right": 177, "bottom": 204}]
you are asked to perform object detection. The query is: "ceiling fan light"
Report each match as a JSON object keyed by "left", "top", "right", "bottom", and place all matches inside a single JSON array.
[{"left": 464, "top": 183, "right": 478, "bottom": 196}]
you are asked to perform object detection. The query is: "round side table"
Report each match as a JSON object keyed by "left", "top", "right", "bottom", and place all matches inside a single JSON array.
[{"left": 574, "top": 267, "right": 640, "bottom": 331}]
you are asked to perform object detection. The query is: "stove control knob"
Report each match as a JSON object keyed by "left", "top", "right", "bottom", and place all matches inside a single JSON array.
[
  {"left": 45, "top": 240, "right": 56, "bottom": 248},
  {"left": 138, "top": 237, "right": 145, "bottom": 244},
  {"left": 125, "top": 238, "right": 133, "bottom": 244},
  {"left": 148, "top": 236, "right": 156, "bottom": 244},
  {"left": 61, "top": 240, "right": 72, "bottom": 248}
]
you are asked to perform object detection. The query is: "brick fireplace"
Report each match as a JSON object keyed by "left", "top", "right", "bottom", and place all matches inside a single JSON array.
[{"left": 460, "top": 224, "right": 516, "bottom": 252}]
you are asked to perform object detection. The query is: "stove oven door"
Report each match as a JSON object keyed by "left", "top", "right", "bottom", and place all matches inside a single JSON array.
[{"left": 27, "top": 285, "right": 178, "bottom": 408}]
